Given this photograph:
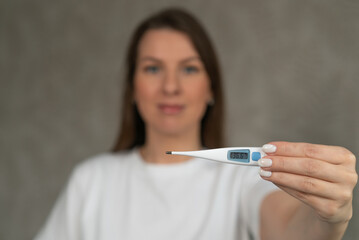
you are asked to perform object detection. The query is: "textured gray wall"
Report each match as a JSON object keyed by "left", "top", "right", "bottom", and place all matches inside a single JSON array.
[{"left": 1, "top": 0, "right": 358, "bottom": 239}]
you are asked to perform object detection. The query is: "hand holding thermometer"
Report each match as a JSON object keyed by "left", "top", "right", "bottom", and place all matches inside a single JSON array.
[{"left": 166, "top": 147, "right": 266, "bottom": 166}]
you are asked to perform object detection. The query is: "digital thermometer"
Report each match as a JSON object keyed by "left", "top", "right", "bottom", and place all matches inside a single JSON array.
[{"left": 166, "top": 147, "right": 266, "bottom": 166}]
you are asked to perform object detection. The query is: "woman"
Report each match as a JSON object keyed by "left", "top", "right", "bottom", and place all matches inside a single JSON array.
[{"left": 36, "top": 8, "right": 357, "bottom": 240}]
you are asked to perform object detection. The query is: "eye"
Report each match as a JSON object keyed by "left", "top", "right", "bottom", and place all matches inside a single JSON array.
[
  {"left": 144, "top": 65, "right": 160, "bottom": 74},
  {"left": 183, "top": 66, "right": 199, "bottom": 74}
]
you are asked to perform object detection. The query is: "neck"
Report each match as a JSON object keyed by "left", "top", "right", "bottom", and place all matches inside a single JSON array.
[{"left": 140, "top": 127, "right": 202, "bottom": 164}]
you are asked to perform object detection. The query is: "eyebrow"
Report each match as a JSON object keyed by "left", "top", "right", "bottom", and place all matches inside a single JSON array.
[
  {"left": 180, "top": 56, "right": 201, "bottom": 64},
  {"left": 138, "top": 56, "right": 201, "bottom": 64}
]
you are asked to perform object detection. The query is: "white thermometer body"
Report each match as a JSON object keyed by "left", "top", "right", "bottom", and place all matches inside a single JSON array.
[{"left": 166, "top": 147, "right": 265, "bottom": 166}]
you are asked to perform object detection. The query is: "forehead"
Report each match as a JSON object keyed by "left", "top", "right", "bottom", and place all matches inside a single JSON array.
[{"left": 137, "top": 29, "right": 199, "bottom": 60}]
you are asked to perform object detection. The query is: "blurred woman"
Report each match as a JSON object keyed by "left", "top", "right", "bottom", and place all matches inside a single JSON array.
[{"left": 35, "top": 8, "right": 357, "bottom": 240}]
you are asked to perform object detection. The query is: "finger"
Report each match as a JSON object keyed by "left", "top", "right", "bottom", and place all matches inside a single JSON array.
[
  {"left": 259, "top": 156, "right": 351, "bottom": 183},
  {"left": 263, "top": 141, "right": 356, "bottom": 166},
  {"left": 260, "top": 171, "right": 342, "bottom": 200}
]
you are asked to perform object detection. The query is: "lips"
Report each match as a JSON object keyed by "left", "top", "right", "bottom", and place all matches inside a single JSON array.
[{"left": 158, "top": 104, "right": 185, "bottom": 115}]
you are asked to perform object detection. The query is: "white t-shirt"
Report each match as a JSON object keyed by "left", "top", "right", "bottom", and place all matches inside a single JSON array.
[{"left": 35, "top": 149, "right": 279, "bottom": 240}]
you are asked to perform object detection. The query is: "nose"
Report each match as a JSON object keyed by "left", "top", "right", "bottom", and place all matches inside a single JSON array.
[{"left": 162, "top": 70, "right": 181, "bottom": 95}]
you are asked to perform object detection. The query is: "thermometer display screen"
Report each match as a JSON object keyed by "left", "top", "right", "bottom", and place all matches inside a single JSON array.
[
  {"left": 228, "top": 149, "right": 251, "bottom": 163},
  {"left": 230, "top": 152, "right": 248, "bottom": 159}
]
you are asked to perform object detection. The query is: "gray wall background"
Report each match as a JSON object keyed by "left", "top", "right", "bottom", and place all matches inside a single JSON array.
[{"left": 1, "top": 0, "right": 358, "bottom": 239}]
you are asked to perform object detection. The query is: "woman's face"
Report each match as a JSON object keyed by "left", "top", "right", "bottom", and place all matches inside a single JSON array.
[{"left": 134, "top": 29, "right": 212, "bottom": 137}]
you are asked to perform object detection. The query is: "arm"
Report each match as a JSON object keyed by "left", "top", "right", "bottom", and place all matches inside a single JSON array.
[
  {"left": 259, "top": 142, "right": 357, "bottom": 240},
  {"left": 261, "top": 191, "right": 349, "bottom": 240}
]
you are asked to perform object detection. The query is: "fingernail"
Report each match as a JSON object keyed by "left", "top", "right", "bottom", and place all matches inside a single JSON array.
[
  {"left": 262, "top": 144, "right": 277, "bottom": 153},
  {"left": 259, "top": 169, "right": 272, "bottom": 177},
  {"left": 258, "top": 158, "right": 272, "bottom": 167}
]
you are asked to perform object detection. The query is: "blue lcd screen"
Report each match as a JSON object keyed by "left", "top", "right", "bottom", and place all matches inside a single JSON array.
[{"left": 227, "top": 149, "right": 250, "bottom": 163}]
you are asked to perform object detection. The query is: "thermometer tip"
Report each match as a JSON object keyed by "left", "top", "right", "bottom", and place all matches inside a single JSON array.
[{"left": 166, "top": 151, "right": 172, "bottom": 155}]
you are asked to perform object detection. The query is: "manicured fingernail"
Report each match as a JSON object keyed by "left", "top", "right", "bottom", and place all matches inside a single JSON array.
[
  {"left": 259, "top": 169, "right": 272, "bottom": 177},
  {"left": 258, "top": 158, "right": 272, "bottom": 167},
  {"left": 262, "top": 144, "right": 277, "bottom": 153}
]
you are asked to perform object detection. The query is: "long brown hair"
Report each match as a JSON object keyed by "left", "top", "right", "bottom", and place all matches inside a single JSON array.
[{"left": 112, "top": 7, "right": 225, "bottom": 151}]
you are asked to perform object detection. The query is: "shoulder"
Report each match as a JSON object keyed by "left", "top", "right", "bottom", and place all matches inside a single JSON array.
[
  {"left": 77, "top": 150, "right": 134, "bottom": 170},
  {"left": 69, "top": 149, "right": 137, "bottom": 187}
]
